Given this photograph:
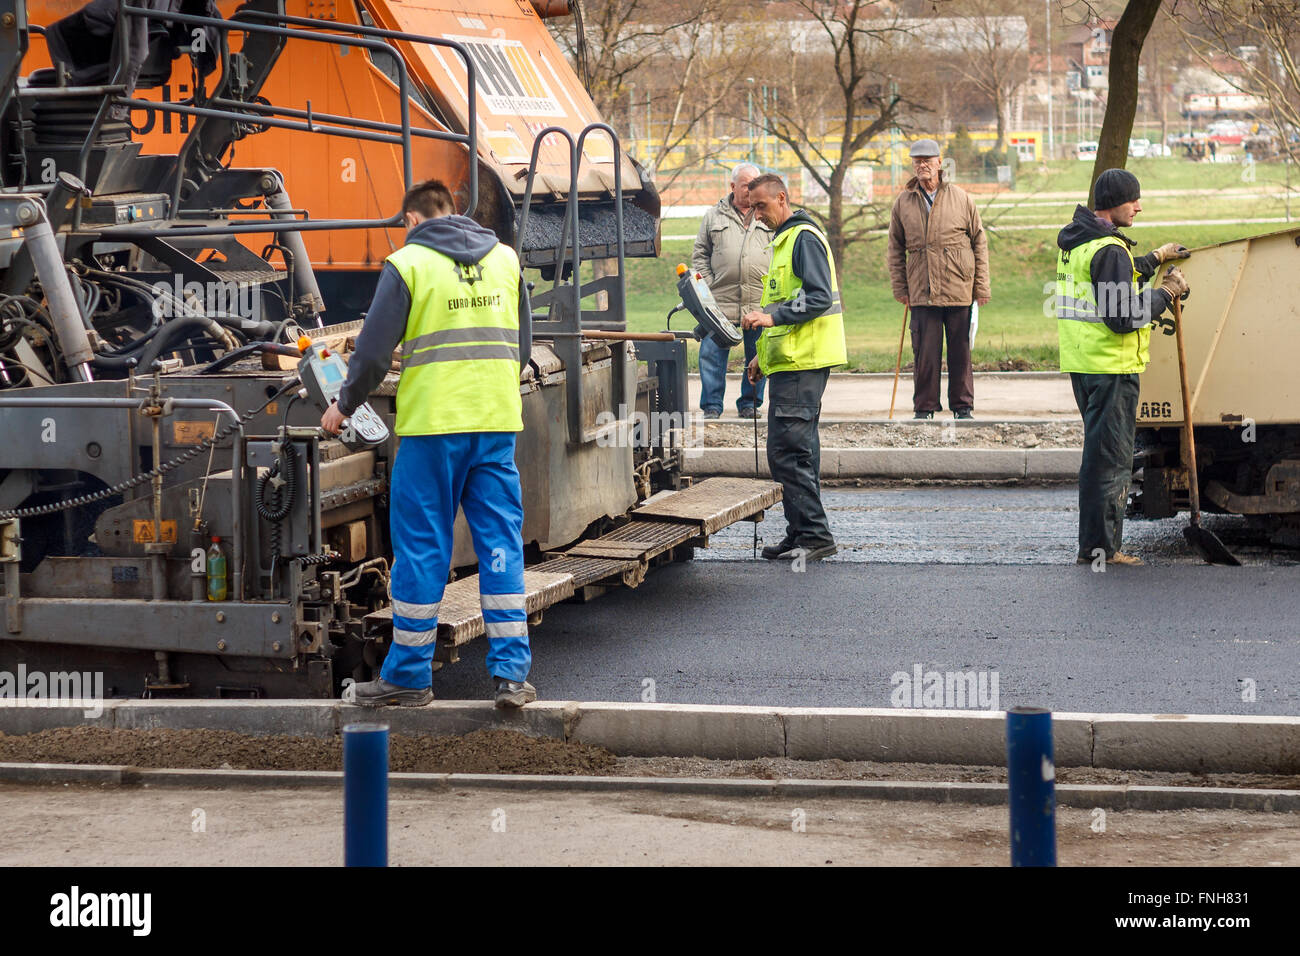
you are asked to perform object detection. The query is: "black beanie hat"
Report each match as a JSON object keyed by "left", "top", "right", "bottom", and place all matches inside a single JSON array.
[{"left": 1093, "top": 168, "right": 1141, "bottom": 211}]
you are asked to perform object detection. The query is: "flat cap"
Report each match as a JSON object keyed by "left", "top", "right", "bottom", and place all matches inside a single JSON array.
[{"left": 909, "top": 138, "right": 941, "bottom": 158}]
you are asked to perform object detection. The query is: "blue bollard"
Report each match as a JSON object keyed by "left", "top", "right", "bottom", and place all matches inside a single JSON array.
[
  {"left": 344, "top": 722, "right": 389, "bottom": 867},
  {"left": 1006, "top": 706, "right": 1056, "bottom": 867}
]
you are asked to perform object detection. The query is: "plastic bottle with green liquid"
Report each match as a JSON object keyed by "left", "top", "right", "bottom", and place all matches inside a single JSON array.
[{"left": 206, "top": 536, "right": 228, "bottom": 602}]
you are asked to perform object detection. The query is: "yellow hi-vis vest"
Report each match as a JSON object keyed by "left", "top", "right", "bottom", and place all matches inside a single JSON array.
[
  {"left": 756, "top": 221, "right": 848, "bottom": 375},
  {"left": 387, "top": 241, "right": 523, "bottom": 436},
  {"left": 1055, "top": 235, "right": 1150, "bottom": 374}
]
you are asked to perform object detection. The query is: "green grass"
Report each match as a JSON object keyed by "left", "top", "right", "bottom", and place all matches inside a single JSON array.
[{"left": 620, "top": 158, "right": 1300, "bottom": 371}]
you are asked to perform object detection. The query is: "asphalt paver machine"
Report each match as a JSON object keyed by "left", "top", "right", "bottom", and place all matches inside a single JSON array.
[{"left": 0, "top": 0, "right": 778, "bottom": 696}]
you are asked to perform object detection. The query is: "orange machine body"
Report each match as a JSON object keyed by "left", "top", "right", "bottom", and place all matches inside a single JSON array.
[{"left": 23, "top": 0, "right": 638, "bottom": 275}]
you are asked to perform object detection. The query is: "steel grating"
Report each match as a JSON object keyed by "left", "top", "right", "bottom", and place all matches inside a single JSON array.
[
  {"left": 361, "top": 478, "right": 779, "bottom": 651},
  {"left": 565, "top": 518, "right": 698, "bottom": 562},
  {"left": 631, "top": 477, "right": 782, "bottom": 534}
]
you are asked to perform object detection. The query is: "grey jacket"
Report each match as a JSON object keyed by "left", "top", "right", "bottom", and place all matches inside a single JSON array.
[{"left": 691, "top": 195, "right": 772, "bottom": 324}]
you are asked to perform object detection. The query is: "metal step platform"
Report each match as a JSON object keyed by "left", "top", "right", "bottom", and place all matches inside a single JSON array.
[{"left": 363, "top": 477, "right": 781, "bottom": 658}]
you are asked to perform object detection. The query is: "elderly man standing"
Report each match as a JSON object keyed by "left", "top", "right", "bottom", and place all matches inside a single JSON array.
[
  {"left": 888, "top": 138, "right": 990, "bottom": 420},
  {"left": 692, "top": 163, "right": 772, "bottom": 418}
]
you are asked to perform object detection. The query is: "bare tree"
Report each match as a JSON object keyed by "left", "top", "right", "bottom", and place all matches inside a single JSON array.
[
  {"left": 1089, "top": 0, "right": 1164, "bottom": 203},
  {"left": 941, "top": 0, "right": 1031, "bottom": 152},
  {"left": 759, "top": 0, "right": 917, "bottom": 263},
  {"left": 549, "top": 0, "right": 762, "bottom": 190},
  {"left": 1178, "top": 1, "right": 1300, "bottom": 162}
]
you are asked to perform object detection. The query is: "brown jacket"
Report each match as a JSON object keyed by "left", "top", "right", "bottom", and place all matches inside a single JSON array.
[{"left": 887, "top": 174, "right": 990, "bottom": 307}]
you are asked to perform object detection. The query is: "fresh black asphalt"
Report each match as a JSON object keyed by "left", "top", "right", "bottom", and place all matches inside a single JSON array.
[{"left": 431, "top": 488, "right": 1300, "bottom": 715}]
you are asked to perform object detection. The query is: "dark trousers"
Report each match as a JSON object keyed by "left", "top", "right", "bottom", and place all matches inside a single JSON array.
[
  {"left": 767, "top": 367, "right": 833, "bottom": 546},
  {"left": 911, "top": 305, "right": 975, "bottom": 413},
  {"left": 1071, "top": 372, "right": 1139, "bottom": 559}
]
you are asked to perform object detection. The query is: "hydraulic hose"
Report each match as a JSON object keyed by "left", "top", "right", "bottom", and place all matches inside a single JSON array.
[{"left": 90, "top": 316, "right": 231, "bottom": 371}]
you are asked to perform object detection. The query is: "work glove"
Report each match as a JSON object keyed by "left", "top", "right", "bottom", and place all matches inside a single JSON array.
[
  {"left": 1159, "top": 266, "right": 1190, "bottom": 301},
  {"left": 1152, "top": 242, "right": 1190, "bottom": 264}
]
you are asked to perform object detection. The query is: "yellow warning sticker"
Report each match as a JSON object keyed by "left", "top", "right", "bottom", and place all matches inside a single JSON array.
[
  {"left": 133, "top": 520, "right": 177, "bottom": 544},
  {"left": 172, "top": 420, "right": 215, "bottom": 444}
]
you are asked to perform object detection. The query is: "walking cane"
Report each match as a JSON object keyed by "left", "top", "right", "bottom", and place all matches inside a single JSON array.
[{"left": 888, "top": 304, "right": 910, "bottom": 420}]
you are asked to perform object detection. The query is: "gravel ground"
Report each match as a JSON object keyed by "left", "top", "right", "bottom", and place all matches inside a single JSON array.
[
  {"left": 703, "top": 421, "right": 1084, "bottom": 449},
  {"left": 2, "top": 727, "right": 1297, "bottom": 790}
]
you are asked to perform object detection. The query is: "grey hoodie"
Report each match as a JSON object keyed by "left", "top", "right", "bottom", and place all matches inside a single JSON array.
[{"left": 338, "top": 215, "right": 532, "bottom": 415}]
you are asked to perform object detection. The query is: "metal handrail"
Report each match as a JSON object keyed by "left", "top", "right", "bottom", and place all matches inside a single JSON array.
[
  {"left": 231, "top": 8, "right": 479, "bottom": 219},
  {"left": 22, "top": 5, "right": 482, "bottom": 232},
  {"left": 574, "top": 123, "right": 626, "bottom": 328}
]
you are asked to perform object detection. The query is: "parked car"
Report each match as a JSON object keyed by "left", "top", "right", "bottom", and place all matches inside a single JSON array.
[
  {"left": 1206, "top": 119, "right": 1251, "bottom": 145},
  {"left": 1076, "top": 141, "right": 1099, "bottom": 161},
  {"left": 1128, "top": 138, "right": 1151, "bottom": 158}
]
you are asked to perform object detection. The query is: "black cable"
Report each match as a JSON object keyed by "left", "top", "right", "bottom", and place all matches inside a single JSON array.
[
  {"left": 0, "top": 379, "right": 299, "bottom": 520},
  {"left": 753, "top": 397, "right": 760, "bottom": 559},
  {"left": 89, "top": 316, "right": 228, "bottom": 371}
]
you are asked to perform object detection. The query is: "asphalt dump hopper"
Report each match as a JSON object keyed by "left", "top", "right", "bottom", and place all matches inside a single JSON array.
[{"left": 518, "top": 200, "right": 658, "bottom": 272}]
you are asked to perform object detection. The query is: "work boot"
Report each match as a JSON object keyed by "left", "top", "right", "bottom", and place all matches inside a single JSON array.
[
  {"left": 913, "top": 411, "right": 934, "bottom": 420},
  {"left": 797, "top": 541, "right": 838, "bottom": 562},
  {"left": 954, "top": 409, "right": 974, "bottom": 420},
  {"left": 737, "top": 406, "right": 759, "bottom": 419},
  {"left": 494, "top": 678, "right": 537, "bottom": 709},
  {"left": 1075, "top": 552, "right": 1143, "bottom": 567},
  {"left": 345, "top": 678, "right": 433, "bottom": 708},
  {"left": 761, "top": 536, "right": 796, "bottom": 559}
]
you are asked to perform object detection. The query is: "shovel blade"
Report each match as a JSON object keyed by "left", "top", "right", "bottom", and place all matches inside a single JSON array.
[{"left": 1183, "top": 525, "right": 1242, "bottom": 566}]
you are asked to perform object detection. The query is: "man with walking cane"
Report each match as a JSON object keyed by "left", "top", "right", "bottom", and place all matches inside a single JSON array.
[{"left": 888, "top": 138, "right": 990, "bottom": 419}]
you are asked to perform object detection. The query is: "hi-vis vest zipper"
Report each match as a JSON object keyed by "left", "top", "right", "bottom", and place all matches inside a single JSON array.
[
  {"left": 756, "top": 222, "right": 848, "bottom": 375},
  {"left": 387, "top": 241, "right": 523, "bottom": 436},
  {"left": 1055, "top": 235, "right": 1149, "bottom": 375}
]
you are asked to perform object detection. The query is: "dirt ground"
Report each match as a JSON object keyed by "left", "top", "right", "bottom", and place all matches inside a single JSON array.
[
  {"left": 703, "top": 421, "right": 1083, "bottom": 449},
  {"left": 2, "top": 727, "right": 1298, "bottom": 791},
  {"left": 0, "top": 782, "right": 1295, "bottom": 866}
]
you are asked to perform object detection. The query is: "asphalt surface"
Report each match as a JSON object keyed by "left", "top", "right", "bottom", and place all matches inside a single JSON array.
[{"left": 433, "top": 488, "right": 1300, "bottom": 715}]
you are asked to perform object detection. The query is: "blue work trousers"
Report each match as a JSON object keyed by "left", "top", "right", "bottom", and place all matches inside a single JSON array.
[
  {"left": 699, "top": 328, "right": 766, "bottom": 414},
  {"left": 380, "top": 432, "right": 531, "bottom": 689}
]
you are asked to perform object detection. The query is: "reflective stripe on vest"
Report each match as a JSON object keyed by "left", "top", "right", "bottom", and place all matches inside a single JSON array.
[
  {"left": 755, "top": 222, "right": 849, "bottom": 375},
  {"left": 387, "top": 241, "right": 523, "bottom": 436},
  {"left": 1055, "top": 234, "right": 1150, "bottom": 375}
]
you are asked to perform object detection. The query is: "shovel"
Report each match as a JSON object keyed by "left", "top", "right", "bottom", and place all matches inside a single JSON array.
[{"left": 1171, "top": 295, "right": 1240, "bottom": 565}]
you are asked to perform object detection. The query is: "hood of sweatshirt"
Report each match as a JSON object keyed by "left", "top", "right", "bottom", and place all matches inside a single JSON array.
[
  {"left": 406, "top": 214, "right": 501, "bottom": 265},
  {"left": 772, "top": 208, "right": 818, "bottom": 240},
  {"left": 1057, "top": 203, "right": 1135, "bottom": 253}
]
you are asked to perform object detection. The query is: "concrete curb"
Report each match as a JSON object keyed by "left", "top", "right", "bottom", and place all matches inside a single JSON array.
[
  {"left": 3, "top": 701, "right": 1298, "bottom": 775},
  {"left": 0, "top": 763, "right": 1294, "bottom": 812},
  {"left": 682, "top": 447, "right": 1081, "bottom": 480}
]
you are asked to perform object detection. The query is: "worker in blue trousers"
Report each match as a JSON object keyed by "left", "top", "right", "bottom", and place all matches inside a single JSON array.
[{"left": 321, "top": 179, "right": 536, "bottom": 708}]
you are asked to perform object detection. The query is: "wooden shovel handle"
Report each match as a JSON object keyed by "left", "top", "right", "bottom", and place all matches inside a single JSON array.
[
  {"left": 889, "top": 304, "right": 909, "bottom": 420},
  {"left": 1171, "top": 295, "right": 1202, "bottom": 525}
]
